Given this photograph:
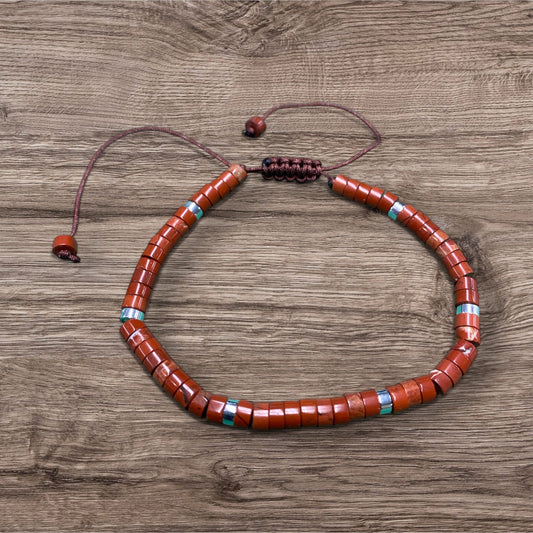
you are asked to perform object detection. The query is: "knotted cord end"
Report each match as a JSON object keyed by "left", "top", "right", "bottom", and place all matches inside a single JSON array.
[{"left": 262, "top": 157, "right": 322, "bottom": 183}]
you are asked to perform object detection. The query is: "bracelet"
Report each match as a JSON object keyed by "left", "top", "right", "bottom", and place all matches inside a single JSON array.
[{"left": 52, "top": 102, "right": 479, "bottom": 430}]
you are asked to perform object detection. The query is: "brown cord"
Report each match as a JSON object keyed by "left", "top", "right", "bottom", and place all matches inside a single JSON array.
[{"left": 53, "top": 102, "right": 381, "bottom": 261}]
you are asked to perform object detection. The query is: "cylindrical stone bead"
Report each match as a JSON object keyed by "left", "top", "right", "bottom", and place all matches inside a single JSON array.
[
  {"left": 143, "top": 348, "right": 169, "bottom": 374},
  {"left": 316, "top": 398, "right": 334, "bottom": 426},
  {"left": 142, "top": 244, "right": 167, "bottom": 264},
  {"left": 166, "top": 215, "right": 190, "bottom": 237},
  {"left": 397, "top": 204, "right": 418, "bottom": 225},
  {"left": 445, "top": 349, "right": 473, "bottom": 375},
  {"left": 219, "top": 171, "right": 240, "bottom": 191},
  {"left": 175, "top": 206, "right": 197, "bottom": 228},
  {"left": 342, "top": 178, "right": 360, "bottom": 200},
  {"left": 158, "top": 224, "right": 182, "bottom": 247},
  {"left": 414, "top": 376, "right": 437, "bottom": 403},
  {"left": 126, "top": 282, "right": 152, "bottom": 299},
  {"left": 163, "top": 368, "right": 190, "bottom": 397},
  {"left": 137, "top": 257, "right": 162, "bottom": 275},
  {"left": 211, "top": 177, "right": 231, "bottom": 198},
  {"left": 234, "top": 400, "right": 253, "bottom": 427},
  {"left": 206, "top": 395, "right": 228, "bottom": 424},
  {"left": 332, "top": 175, "right": 349, "bottom": 195},
  {"left": 344, "top": 392, "right": 366, "bottom": 419},
  {"left": 284, "top": 401, "right": 302, "bottom": 428},
  {"left": 456, "top": 277, "right": 478, "bottom": 291},
  {"left": 455, "top": 289, "right": 479, "bottom": 305},
  {"left": 252, "top": 402, "right": 270, "bottom": 430},
  {"left": 331, "top": 397, "right": 350, "bottom": 425},
  {"left": 198, "top": 184, "right": 222, "bottom": 207},
  {"left": 376, "top": 191, "right": 399, "bottom": 213},
  {"left": 435, "top": 359, "right": 462, "bottom": 386},
  {"left": 188, "top": 191, "right": 212, "bottom": 213},
  {"left": 366, "top": 186, "right": 384, "bottom": 208},
  {"left": 131, "top": 267, "right": 157, "bottom": 288},
  {"left": 149, "top": 234, "right": 173, "bottom": 252},
  {"left": 300, "top": 399, "right": 318, "bottom": 426},
  {"left": 416, "top": 220, "right": 439, "bottom": 243},
  {"left": 174, "top": 379, "right": 201, "bottom": 408},
  {"left": 456, "top": 325, "right": 480, "bottom": 344},
  {"left": 120, "top": 318, "right": 145, "bottom": 340},
  {"left": 429, "top": 369, "right": 453, "bottom": 395},
  {"left": 135, "top": 337, "right": 162, "bottom": 362},
  {"left": 269, "top": 402, "right": 285, "bottom": 430},
  {"left": 360, "top": 389, "right": 381, "bottom": 417},
  {"left": 400, "top": 379, "right": 422, "bottom": 406},
  {"left": 244, "top": 116, "right": 266, "bottom": 137},
  {"left": 406, "top": 212, "right": 429, "bottom": 233},
  {"left": 153, "top": 359, "right": 179, "bottom": 386},
  {"left": 453, "top": 339, "right": 477, "bottom": 361},
  {"left": 227, "top": 164, "right": 247, "bottom": 183},
  {"left": 449, "top": 262, "right": 474, "bottom": 280},
  {"left": 426, "top": 230, "right": 450, "bottom": 250},
  {"left": 387, "top": 384, "right": 410, "bottom": 412},
  {"left": 436, "top": 239, "right": 459, "bottom": 258},
  {"left": 441, "top": 250, "right": 467, "bottom": 268},
  {"left": 188, "top": 389, "right": 211, "bottom": 418},
  {"left": 122, "top": 294, "right": 147, "bottom": 312},
  {"left": 353, "top": 182, "right": 372, "bottom": 204},
  {"left": 126, "top": 327, "right": 152, "bottom": 351},
  {"left": 53, "top": 234, "right": 77, "bottom": 256},
  {"left": 456, "top": 313, "right": 480, "bottom": 329}
]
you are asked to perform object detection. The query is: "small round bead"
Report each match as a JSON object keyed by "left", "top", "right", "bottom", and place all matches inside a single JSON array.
[
  {"left": 244, "top": 116, "right": 266, "bottom": 137},
  {"left": 52, "top": 234, "right": 77, "bottom": 256}
]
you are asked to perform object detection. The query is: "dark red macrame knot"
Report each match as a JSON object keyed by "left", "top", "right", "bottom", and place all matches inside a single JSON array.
[{"left": 262, "top": 157, "right": 322, "bottom": 183}]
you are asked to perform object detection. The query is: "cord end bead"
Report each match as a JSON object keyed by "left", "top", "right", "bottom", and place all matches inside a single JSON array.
[
  {"left": 52, "top": 234, "right": 80, "bottom": 262},
  {"left": 243, "top": 116, "right": 266, "bottom": 138}
]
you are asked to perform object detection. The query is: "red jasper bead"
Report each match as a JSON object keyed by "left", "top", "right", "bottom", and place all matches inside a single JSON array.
[{"left": 52, "top": 234, "right": 77, "bottom": 256}]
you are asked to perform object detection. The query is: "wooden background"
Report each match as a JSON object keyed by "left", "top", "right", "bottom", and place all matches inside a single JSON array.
[{"left": 1, "top": 1, "right": 532, "bottom": 531}]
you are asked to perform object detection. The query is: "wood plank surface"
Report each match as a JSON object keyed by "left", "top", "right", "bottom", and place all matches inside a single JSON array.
[{"left": 1, "top": 1, "right": 532, "bottom": 531}]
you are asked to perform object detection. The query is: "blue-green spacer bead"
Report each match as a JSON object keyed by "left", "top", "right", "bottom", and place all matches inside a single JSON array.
[
  {"left": 120, "top": 307, "right": 145, "bottom": 323},
  {"left": 388, "top": 201, "right": 405, "bottom": 221},
  {"left": 184, "top": 200, "right": 203, "bottom": 220},
  {"left": 222, "top": 399, "right": 239, "bottom": 426},
  {"left": 376, "top": 389, "right": 393, "bottom": 415},
  {"left": 456, "top": 303, "right": 480, "bottom": 316}
]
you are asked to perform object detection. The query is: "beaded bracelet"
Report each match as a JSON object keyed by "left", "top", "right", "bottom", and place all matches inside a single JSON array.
[{"left": 53, "top": 102, "right": 479, "bottom": 430}]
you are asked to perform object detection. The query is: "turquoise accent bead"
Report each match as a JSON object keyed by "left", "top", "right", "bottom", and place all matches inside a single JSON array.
[
  {"left": 222, "top": 399, "right": 239, "bottom": 426},
  {"left": 456, "top": 304, "right": 480, "bottom": 316},
  {"left": 185, "top": 200, "right": 203, "bottom": 220},
  {"left": 376, "top": 389, "right": 393, "bottom": 414},
  {"left": 120, "top": 307, "right": 145, "bottom": 323},
  {"left": 388, "top": 201, "right": 405, "bottom": 221}
]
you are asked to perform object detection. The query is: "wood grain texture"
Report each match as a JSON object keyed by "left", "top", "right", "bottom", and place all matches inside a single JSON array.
[{"left": 1, "top": 1, "right": 532, "bottom": 531}]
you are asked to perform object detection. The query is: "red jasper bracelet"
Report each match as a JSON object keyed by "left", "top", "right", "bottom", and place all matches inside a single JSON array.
[{"left": 53, "top": 102, "right": 479, "bottom": 430}]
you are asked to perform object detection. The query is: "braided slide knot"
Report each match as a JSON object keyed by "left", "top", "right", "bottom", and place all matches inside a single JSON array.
[{"left": 262, "top": 157, "right": 322, "bottom": 183}]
